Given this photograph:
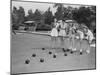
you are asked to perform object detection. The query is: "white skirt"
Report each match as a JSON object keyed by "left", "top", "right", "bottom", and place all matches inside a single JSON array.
[
  {"left": 59, "top": 29, "right": 66, "bottom": 36},
  {"left": 79, "top": 32, "right": 84, "bottom": 40},
  {"left": 77, "top": 30, "right": 84, "bottom": 40},
  {"left": 50, "top": 28, "right": 58, "bottom": 37},
  {"left": 87, "top": 30, "right": 94, "bottom": 41},
  {"left": 85, "top": 34, "right": 94, "bottom": 42}
]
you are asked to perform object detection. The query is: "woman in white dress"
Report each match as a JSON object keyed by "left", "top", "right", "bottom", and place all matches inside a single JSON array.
[
  {"left": 83, "top": 27, "right": 94, "bottom": 53},
  {"left": 64, "top": 22, "right": 70, "bottom": 49},
  {"left": 71, "top": 23, "right": 78, "bottom": 51},
  {"left": 76, "top": 28, "right": 84, "bottom": 54},
  {"left": 84, "top": 27, "right": 94, "bottom": 44},
  {"left": 68, "top": 22, "right": 77, "bottom": 52},
  {"left": 58, "top": 20, "right": 66, "bottom": 48},
  {"left": 50, "top": 19, "right": 59, "bottom": 48}
]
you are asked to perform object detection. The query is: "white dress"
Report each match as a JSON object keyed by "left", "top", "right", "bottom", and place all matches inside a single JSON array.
[
  {"left": 86, "top": 29, "right": 94, "bottom": 42},
  {"left": 77, "top": 30, "right": 84, "bottom": 40},
  {"left": 59, "top": 23, "right": 66, "bottom": 37},
  {"left": 68, "top": 26, "right": 75, "bottom": 38},
  {"left": 50, "top": 23, "right": 59, "bottom": 37}
]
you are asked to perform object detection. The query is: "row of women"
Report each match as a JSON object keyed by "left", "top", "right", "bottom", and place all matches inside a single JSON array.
[{"left": 50, "top": 18, "right": 94, "bottom": 54}]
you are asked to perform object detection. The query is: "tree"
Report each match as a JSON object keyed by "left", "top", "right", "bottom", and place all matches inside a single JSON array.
[
  {"left": 53, "top": 3, "right": 64, "bottom": 20},
  {"left": 12, "top": 6, "right": 19, "bottom": 30},
  {"left": 33, "top": 9, "right": 42, "bottom": 21},
  {"left": 12, "top": 6, "right": 19, "bottom": 25},
  {"left": 72, "top": 6, "right": 96, "bottom": 31},
  {"left": 17, "top": 6, "right": 25, "bottom": 24},
  {"left": 12, "top": 6, "right": 25, "bottom": 30},
  {"left": 89, "top": 6, "right": 96, "bottom": 33},
  {"left": 44, "top": 7, "right": 54, "bottom": 25},
  {"left": 54, "top": 3, "right": 74, "bottom": 20},
  {"left": 72, "top": 7, "right": 93, "bottom": 28},
  {"left": 26, "top": 9, "right": 34, "bottom": 21},
  {"left": 63, "top": 6, "right": 74, "bottom": 20}
]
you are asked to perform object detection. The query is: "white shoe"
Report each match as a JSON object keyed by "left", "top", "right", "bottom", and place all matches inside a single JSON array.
[
  {"left": 76, "top": 36, "right": 79, "bottom": 39},
  {"left": 73, "top": 48, "right": 77, "bottom": 51},
  {"left": 86, "top": 50, "right": 90, "bottom": 54},
  {"left": 55, "top": 53, "right": 58, "bottom": 55},
  {"left": 80, "top": 49, "right": 83, "bottom": 52},
  {"left": 90, "top": 44, "right": 96, "bottom": 47}
]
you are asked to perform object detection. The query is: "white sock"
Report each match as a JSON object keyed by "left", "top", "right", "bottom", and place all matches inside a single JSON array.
[
  {"left": 80, "top": 49, "right": 83, "bottom": 52},
  {"left": 73, "top": 48, "right": 76, "bottom": 51},
  {"left": 90, "top": 43, "right": 95, "bottom": 47},
  {"left": 86, "top": 50, "right": 90, "bottom": 54},
  {"left": 55, "top": 53, "right": 58, "bottom": 55}
]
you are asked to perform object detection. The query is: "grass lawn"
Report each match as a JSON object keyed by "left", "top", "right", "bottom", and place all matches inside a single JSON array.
[{"left": 11, "top": 33, "right": 96, "bottom": 74}]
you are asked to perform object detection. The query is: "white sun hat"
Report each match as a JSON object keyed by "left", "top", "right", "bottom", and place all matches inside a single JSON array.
[{"left": 65, "top": 20, "right": 76, "bottom": 23}]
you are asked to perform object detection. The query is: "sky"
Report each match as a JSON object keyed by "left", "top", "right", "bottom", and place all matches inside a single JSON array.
[{"left": 12, "top": 1, "right": 89, "bottom": 16}]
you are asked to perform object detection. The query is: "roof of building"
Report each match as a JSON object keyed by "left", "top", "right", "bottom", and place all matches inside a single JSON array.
[{"left": 24, "top": 21, "right": 35, "bottom": 23}]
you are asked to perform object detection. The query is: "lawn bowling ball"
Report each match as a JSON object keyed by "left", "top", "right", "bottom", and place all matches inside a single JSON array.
[
  {"left": 40, "top": 58, "right": 44, "bottom": 63},
  {"left": 42, "top": 48, "right": 45, "bottom": 50},
  {"left": 25, "top": 59, "right": 30, "bottom": 64},
  {"left": 32, "top": 53, "right": 36, "bottom": 57},
  {"left": 62, "top": 48, "right": 65, "bottom": 50},
  {"left": 70, "top": 51, "right": 73, "bottom": 54},
  {"left": 64, "top": 53, "right": 67, "bottom": 56},
  {"left": 49, "top": 51, "right": 52, "bottom": 54},
  {"left": 53, "top": 55, "right": 56, "bottom": 58},
  {"left": 67, "top": 49, "right": 70, "bottom": 52},
  {"left": 62, "top": 48, "right": 66, "bottom": 52},
  {"left": 80, "top": 52, "right": 83, "bottom": 55}
]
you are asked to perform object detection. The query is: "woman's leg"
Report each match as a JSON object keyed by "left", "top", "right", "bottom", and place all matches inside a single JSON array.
[
  {"left": 60, "top": 36, "right": 64, "bottom": 48},
  {"left": 86, "top": 39, "right": 91, "bottom": 54},
  {"left": 86, "top": 37, "right": 91, "bottom": 54},
  {"left": 50, "top": 36, "right": 54, "bottom": 49},
  {"left": 69, "top": 35, "right": 72, "bottom": 50},
  {"left": 54, "top": 36, "right": 58, "bottom": 48},
  {"left": 72, "top": 35, "right": 76, "bottom": 51},
  {"left": 79, "top": 35, "right": 84, "bottom": 54},
  {"left": 80, "top": 39, "right": 83, "bottom": 53}
]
